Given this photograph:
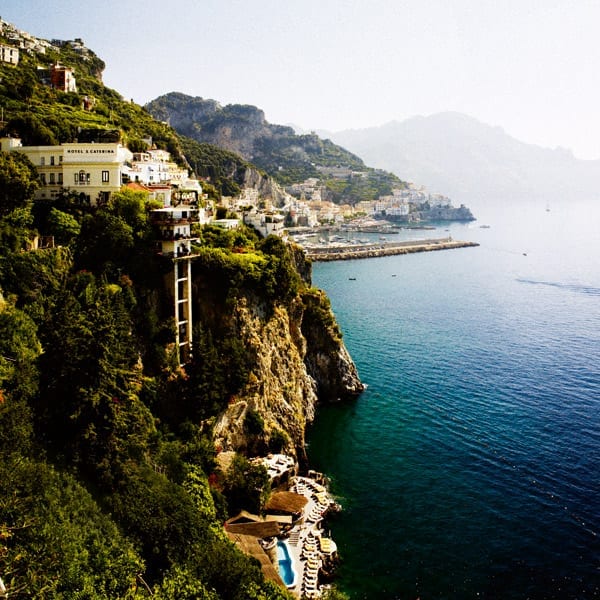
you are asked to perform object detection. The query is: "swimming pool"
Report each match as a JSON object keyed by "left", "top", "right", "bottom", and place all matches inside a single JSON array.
[{"left": 276, "top": 540, "right": 297, "bottom": 588}]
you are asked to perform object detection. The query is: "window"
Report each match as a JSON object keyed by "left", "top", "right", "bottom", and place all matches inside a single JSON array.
[
  {"left": 40, "top": 157, "right": 45, "bottom": 166},
  {"left": 74, "top": 173, "right": 79, "bottom": 184},
  {"left": 49, "top": 173, "right": 55, "bottom": 184},
  {"left": 50, "top": 156, "right": 55, "bottom": 166},
  {"left": 58, "top": 173, "right": 63, "bottom": 185},
  {"left": 40, "top": 173, "right": 46, "bottom": 185},
  {"left": 102, "top": 170, "right": 109, "bottom": 183}
]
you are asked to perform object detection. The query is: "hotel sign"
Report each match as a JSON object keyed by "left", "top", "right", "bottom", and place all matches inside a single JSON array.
[{"left": 66, "top": 148, "right": 116, "bottom": 154}]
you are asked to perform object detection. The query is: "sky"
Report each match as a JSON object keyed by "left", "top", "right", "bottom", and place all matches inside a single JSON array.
[{"left": 3, "top": 0, "right": 600, "bottom": 159}]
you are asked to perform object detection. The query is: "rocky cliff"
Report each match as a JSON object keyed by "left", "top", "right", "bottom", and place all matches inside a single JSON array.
[
  {"left": 241, "top": 166, "right": 291, "bottom": 207},
  {"left": 210, "top": 295, "right": 363, "bottom": 464},
  {"left": 190, "top": 245, "right": 364, "bottom": 464}
]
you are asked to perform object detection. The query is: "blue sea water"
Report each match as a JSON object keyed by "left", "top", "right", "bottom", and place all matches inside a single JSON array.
[{"left": 307, "top": 199, "right": 600, "bottom": 599}]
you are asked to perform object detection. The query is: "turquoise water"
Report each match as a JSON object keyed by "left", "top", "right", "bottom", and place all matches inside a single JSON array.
[
  {"left": 308, "top": 200, "right": 600, "bottom": 599},
  {"left": 277, "top": 540, "right": 297, "bottom": 587}
]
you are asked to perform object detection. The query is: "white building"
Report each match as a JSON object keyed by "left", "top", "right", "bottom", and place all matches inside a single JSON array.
[
  {"left": 3, "top": 137, "right": 134, "bottom": 203},
  {"left": 243, "top": 211, "right": 285, "bottom": 237},
  {"left": 2, "top": 137, "right": 203, "bottom": 206},
  {"left": 0, "top": 44, "right": 19, "bottom": 65}
]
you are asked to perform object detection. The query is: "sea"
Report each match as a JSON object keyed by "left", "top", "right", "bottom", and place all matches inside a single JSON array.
[{"left": 307, "top": 198, "right": 600, "bottom": 599}]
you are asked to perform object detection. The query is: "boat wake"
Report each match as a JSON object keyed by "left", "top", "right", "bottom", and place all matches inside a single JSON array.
[{"left": 516, "top": 278, "right": 600, "bottom": 296}]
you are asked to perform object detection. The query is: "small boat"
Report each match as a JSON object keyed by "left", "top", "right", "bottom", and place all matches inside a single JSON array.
[{"left": 349, "top": 277, "right": 356, "bottom": 281}]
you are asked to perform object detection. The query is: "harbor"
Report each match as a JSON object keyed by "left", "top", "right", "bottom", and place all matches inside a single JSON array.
[{"left": 302, "top": 237, "right": 479, "bottom": 261}]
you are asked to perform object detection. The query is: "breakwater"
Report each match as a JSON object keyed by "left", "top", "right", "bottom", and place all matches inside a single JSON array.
[{"left": 304, "top": 238, "right": 479, "bottom": 261}]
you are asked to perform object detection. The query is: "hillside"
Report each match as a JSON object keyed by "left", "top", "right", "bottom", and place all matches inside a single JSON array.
[
  {"left": 146, "top": 92, "right": 408, "bottom": 204},
  {"left": 0, "top": 21, "right": 361, "bottom": 599},
  {"left": 0, "top": 23, "right": 276, "bottom": 198},
  {"left": 328, "top": 112, "right": 600, "bottom": 207}
]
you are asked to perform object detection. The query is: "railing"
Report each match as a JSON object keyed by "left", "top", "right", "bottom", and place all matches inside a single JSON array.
[{"left": 151, "top": 217, "right": 196, "bottom": 225}]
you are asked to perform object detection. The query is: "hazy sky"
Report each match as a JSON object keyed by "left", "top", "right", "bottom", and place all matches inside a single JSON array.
[{"left": 4, "top": 0, "right": 600, "bottom": 159}]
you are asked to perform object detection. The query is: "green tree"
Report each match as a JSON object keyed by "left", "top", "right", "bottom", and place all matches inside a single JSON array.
[
  {"left": 0, "top": 459, "right": 143, "bottom": 599},
  {"left": 47, "top": 206, "right": 81, "bottom": 245},
  {"left": 0, "top": 152, "right": 39, "bottom": 217},
  {"left": 0, "top": 302, "right": 41, "bottom": 402},
  {"left": 0, "top": 206, "right": 35, "bottom": 254},
  {"left": 222, "top": 455, "right": 270, "bottom": 516},
  {"left": 153, "top": 566, "right": 219, "bottom": 599},
  {"left": 0, "top": 302, "right": 41, "bottom": 458},
  {"left": 36, "top": 275, "right": 155, "bottom": 486},
  {"left": 108, "top": 466, "right": 208, "bottom": 580}
]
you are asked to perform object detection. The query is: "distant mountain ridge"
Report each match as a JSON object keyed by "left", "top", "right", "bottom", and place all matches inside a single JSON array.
[
  {"left": 146, "top": 92, "right": 407, "bottom": 204},
  {"left": 327, "top": 112, "right": 600, "bottom": 207}
]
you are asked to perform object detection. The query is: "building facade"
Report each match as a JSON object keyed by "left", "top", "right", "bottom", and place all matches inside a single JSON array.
[
  {"left": 0, "top": 44, "right": 19, "bottom": 65},
  {"left": 5, "top": 139, "right": 133, "bottom": 204}
]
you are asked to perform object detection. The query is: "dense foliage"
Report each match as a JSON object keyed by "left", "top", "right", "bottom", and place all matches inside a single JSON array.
[
  {"left": 0, "top": 28, "right": 352, "bottom": 599},
  {"left": 0, "top": 175, "right": 295, "bottom": 598}
]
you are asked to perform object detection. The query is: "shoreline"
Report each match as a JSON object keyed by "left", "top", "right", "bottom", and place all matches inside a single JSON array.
[{"left": 304, "top": 238, "right": 480, "bottom": 261}]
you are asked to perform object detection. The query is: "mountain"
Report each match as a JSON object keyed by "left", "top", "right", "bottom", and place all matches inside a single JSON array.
[
  {"left": 146, "top": 92, "right": 407, "bottom": 204},
  {"left": 327, "top": 112, "right": 600, "bottom": 208}
]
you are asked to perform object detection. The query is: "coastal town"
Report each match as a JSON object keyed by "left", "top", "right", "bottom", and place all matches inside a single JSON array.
[{"left": 0, "top": 18, "right": 474, "bottom": 246}]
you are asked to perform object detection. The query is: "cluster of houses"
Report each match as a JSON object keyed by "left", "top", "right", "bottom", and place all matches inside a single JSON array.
[
  {"left": 0, "top": 17, "right": 94, "bottom": 63},
  {"left": 0, "top": 17, "right": 52, "bottom": 63},
  {"left": 283, "top": 174, "right": 459, "bottom": 226},
  {"left": 370, "top": 186, "right": 454, "bottom": 219},
  {"left": 0, "top": 19, "right": 95, "bottom": 99}
]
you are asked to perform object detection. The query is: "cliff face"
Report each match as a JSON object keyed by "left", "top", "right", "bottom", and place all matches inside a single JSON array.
[
  {"left": 145, "top": 93, "right": 293, "bottom": 161},
  {"left": 210, "top": 292, "right": 363, "bottom": 462},
  {"left": 241, "top": 167, "right": 290, "bottom": 207}
]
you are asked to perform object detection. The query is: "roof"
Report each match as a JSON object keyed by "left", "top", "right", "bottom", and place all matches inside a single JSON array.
[
  {"left": 125, "top": 182, "right": 151, "bottom": 192},
  {"left": 226, "top": 532, "right": 284, "bottom": 586},
  {"left": 225, "top": 520, "right": 280, "bottom": 538},
  {"left": 264, "top": 491, "right": 308, "bottom": 515},
  {"left": 265, "top": 514, "right": 293, "bottom": 524},
  {"left": 225, "top": 510, "right": 262, "bottom": 525}
]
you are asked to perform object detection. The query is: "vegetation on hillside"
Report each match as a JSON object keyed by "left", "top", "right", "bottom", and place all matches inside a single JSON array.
[
  {"left": 0, "top": 31, "right": 251, "bottom": 197},
  {"left": 0, "top": 28, "right": 354, "bottom": 599},
  {"left": 0, "top": 161, "right": 302, "bottom": 598}
]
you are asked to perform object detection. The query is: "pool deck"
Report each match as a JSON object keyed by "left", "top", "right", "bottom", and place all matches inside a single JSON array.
[{"left": 282, "top": 476, "right": 339, "bottom": 598}]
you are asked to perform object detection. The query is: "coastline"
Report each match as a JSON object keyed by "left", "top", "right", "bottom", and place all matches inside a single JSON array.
[{"left": 304, "top": 238, "right": 479, "bottom": 262}]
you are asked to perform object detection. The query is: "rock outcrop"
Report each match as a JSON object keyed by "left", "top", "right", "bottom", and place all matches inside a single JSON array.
[
  {"left": 210, "top": 292, "right": 363, "bottom": 463},
  {"left": 241, "top": 167, "right": 290, "bottom": 207},
  {"left": 415, "top": 205, "right": 475, "bottom": 221}
]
